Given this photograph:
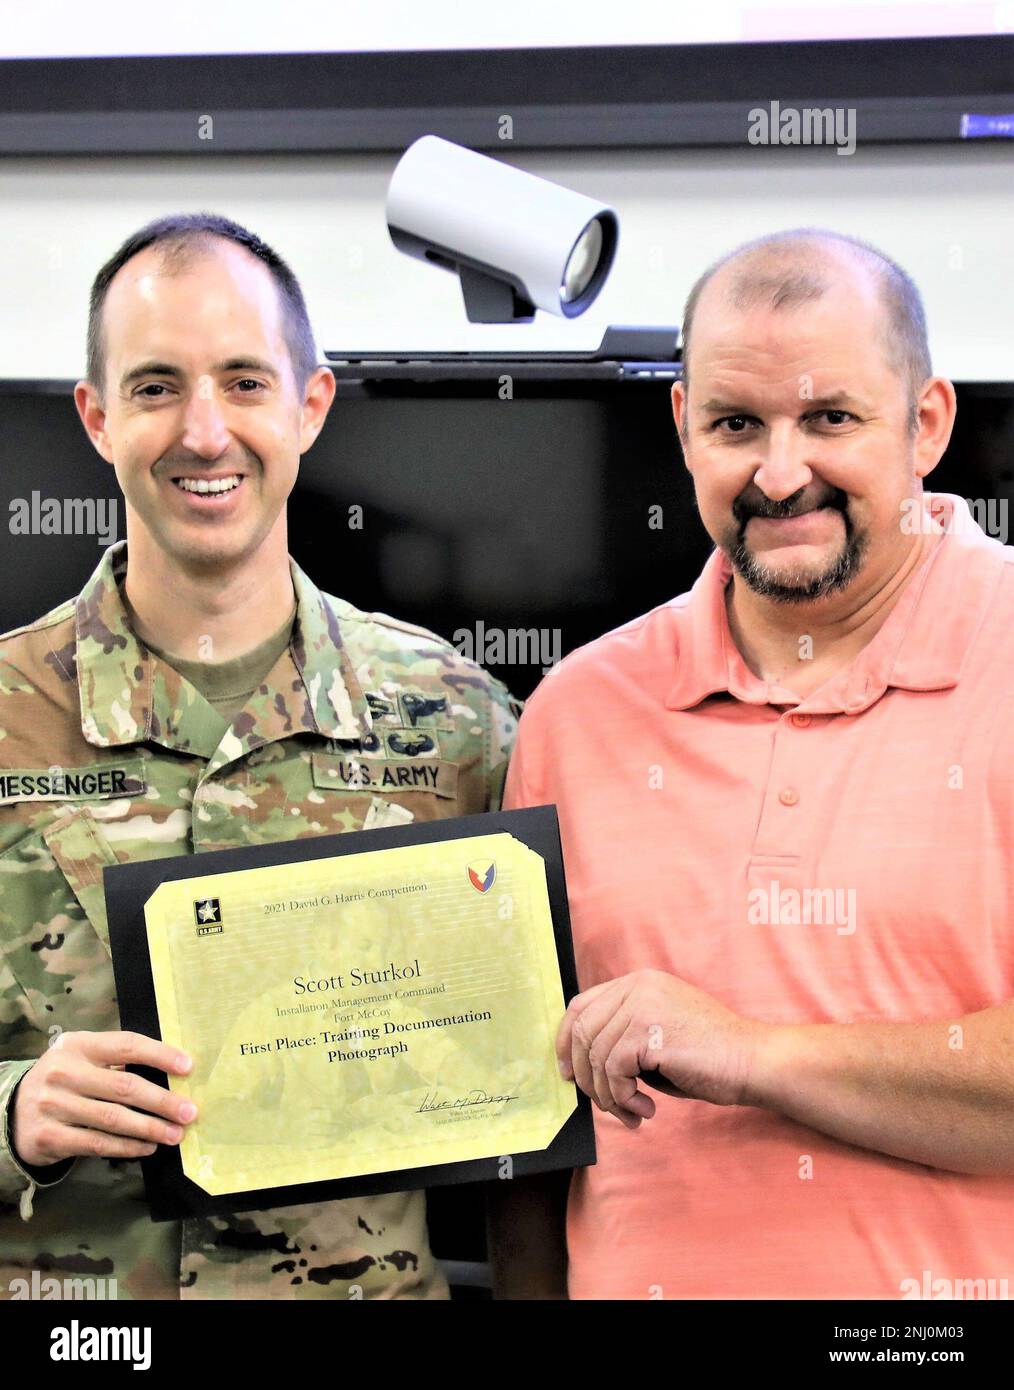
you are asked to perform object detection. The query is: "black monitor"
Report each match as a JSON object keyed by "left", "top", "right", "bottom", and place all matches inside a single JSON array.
[
  {"left": 267, "top": 369, "right": 1014, "bottom": 707},
  {"left": 2, "top": 368, "right": 1012, "bottom": 702}
]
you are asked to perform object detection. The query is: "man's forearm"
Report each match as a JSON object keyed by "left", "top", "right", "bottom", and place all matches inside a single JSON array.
[{"left": 746, "top": 1002, "right": 1014, "bottom": 1175}]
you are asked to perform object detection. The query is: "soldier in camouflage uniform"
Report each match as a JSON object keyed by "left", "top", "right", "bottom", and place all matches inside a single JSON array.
[{"left": 0, "top": 214, "right": 519, "bottom": 1299}]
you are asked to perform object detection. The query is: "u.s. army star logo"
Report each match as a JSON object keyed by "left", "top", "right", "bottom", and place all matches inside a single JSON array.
[{"left": 194, "top": 898, "right": 223, "bottom": 933}]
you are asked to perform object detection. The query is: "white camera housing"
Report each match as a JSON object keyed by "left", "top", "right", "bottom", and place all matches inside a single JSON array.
[{"left": 386, "top": 135, "right": 619, "bottom": 323}]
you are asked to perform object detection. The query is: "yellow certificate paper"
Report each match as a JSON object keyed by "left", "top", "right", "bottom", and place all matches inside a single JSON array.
[{"left": 142, "top": 830, "right": 576, "bottom": 1197}]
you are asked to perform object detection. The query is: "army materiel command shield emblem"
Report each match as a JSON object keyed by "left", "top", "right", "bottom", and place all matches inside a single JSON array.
[{"left": 467, "top": 861, "right": 496, "bottom": 894}]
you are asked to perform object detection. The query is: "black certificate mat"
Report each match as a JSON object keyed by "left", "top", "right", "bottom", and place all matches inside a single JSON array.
[{"left": 104, "top": 804, "right": 595, "bottom": 1221}]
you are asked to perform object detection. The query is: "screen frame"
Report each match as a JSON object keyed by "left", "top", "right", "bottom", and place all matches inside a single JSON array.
[{"left": 1, "top": 35, "right": 1012, "bottom": 154}]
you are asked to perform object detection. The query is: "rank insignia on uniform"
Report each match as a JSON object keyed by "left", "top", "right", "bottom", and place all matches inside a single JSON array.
[
  {"left": 194, "top": 897, "right": 223, "bottom": 933},
  {"left": 467, "top": 861, "right": 496, "bottom": 894}
]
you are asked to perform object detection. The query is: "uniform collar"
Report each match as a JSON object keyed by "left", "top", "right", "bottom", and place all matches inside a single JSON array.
[
  {"left": 287, "top": 552, "right": 371, "bottom": 741},
  {"left": 666, "top": 493, "right": 1008, "bottom": 715},
  {"left": 75, "top": 540, "right": 370, "bottom": 753}
]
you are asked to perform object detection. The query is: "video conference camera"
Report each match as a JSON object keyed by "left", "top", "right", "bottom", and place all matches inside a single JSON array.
[{"left": 386, "top": 135, "right": 619, "bottom": 324}]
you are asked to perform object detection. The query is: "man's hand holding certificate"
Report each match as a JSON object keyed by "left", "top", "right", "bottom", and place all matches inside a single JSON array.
[{"left": 104, "top": 806, "right": 594, "bottom": 1220}]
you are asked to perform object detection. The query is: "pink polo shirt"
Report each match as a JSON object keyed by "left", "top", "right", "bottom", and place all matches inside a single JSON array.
[{"left": 504, "top": 492, "right": 1014, "bottom": 1300}]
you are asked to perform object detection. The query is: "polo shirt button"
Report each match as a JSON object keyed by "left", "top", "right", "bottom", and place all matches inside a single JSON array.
[
  {"left": 791, "top": 713, "right": 811, "bottom": 728},
  {"left": 779, "top": 787, "right": 799, "bottom": 806}
]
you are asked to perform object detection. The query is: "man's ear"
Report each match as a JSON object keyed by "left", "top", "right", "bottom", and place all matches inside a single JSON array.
[
  {"left": 671, "top": 380, "right": 691, "bottom": 471},
  {"left": 73, "top": 380, "right": 115, "bottom": 465},
  {"left": 912, "top": 376, "right": 957, "bottom": 482},
  {"left": 298, "top": 365, "right": 337, "bottom": 455}
]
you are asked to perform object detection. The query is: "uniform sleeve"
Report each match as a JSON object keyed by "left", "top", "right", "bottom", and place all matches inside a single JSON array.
[
  {"left": 484, "top": 676, "right": 523, "bottom": 813},
  {"left": 0, "top": 1060, "right": 75, "bottom": 1213},
  {"left": 502, "top": 699, "right": 546, "bottom": 812},
  {"left": 0, "top": 808, "right": 79, "bottom": 1211}
]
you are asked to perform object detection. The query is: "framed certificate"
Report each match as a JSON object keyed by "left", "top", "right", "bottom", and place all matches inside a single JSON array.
[{"left": 104, "top": 805, "right": 595, "bottom": 1221}]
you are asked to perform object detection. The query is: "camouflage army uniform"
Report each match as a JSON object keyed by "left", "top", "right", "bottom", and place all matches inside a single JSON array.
[{"left": 0, "top": 540, "right": 518, "bottom": 1299}]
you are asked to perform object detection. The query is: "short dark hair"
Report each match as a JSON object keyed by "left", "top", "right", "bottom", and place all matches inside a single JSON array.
[
  {"left": 679, "top": 228, "right": 932, "bottom": 436},
  {"left": 86, "top": 211, "right": 318, "bottom": 405}
]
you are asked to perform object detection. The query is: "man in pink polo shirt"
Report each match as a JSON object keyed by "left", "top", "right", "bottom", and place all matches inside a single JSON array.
[{"left": 488, "top": 227, "right": 1014, "bottom": 1300}]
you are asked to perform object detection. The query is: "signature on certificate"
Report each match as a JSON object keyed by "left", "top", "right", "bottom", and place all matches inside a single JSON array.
[{"left": 416, "top": 1088, "right": 519, "bottom": 1113}]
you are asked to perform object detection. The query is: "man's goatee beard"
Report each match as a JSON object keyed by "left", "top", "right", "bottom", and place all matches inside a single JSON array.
[{"left": 727, "top": 527, "right": 867, "bottom": 603}]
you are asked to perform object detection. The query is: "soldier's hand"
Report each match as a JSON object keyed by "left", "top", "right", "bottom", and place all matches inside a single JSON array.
[{"left": 11, "top": 1031, "right": 196, "bottom": 1167}]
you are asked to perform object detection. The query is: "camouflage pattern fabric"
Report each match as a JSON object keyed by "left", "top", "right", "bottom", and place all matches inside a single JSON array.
[{"left": 0, "top": 540, "right": 519, "bottom": 1299}]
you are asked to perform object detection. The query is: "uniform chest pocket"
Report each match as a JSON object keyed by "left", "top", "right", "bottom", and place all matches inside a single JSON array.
[{"left": 0, "top": 807, "right": 120, "bottom": 1037}]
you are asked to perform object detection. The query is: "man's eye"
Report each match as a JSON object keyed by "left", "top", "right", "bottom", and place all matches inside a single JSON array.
[
  {"left": 234, "top": 379, "right": 264, "bottom": 392},
  {"left": 819, "top": 410, "right": 853, "bottom": 425},
  {"left": 712, "top": 415, "right": 755, "bottom": 433},
  {"left": 137, "top": 384, "right": 170, "bottom": 398}
]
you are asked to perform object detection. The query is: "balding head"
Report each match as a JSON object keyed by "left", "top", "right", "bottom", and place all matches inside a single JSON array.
[{"left": 679, "top": 229, "right": 931, "bottom": 438}]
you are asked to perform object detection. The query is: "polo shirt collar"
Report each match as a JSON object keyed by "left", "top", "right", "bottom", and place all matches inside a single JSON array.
[{"left": 666, "top": 493, "right": 1007, "bottom": 715}]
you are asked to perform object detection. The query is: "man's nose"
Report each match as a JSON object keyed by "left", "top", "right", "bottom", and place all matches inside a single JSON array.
[
  {"left": 750, "top": 423, "right": 814, "bottom": 503},
  {"left": 179, "top": 379, "right": 232, "bottom": 458}
]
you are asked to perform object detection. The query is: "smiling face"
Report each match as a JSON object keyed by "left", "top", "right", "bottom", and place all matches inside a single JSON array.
[
  {"left": 75, "top": 237, "right": 333, "bottom": 574},
  {"left": 672, "top": 253, "right": 939, "bottom": 607}
]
